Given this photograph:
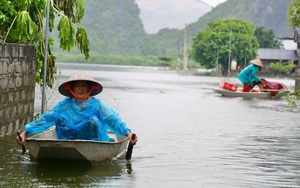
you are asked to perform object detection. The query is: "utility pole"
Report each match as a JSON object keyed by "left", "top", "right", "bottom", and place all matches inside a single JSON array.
[
  {"left": 227, "top": 20, "right": 232, "bottom": 80},
  {"left": 41, "top": 0, "right": 50, "bottom": 114},
  {"left": 183, "top": 23, "right": 188, "bottom": 75},
  {"left": 216, "top": 50, "right": 219, "bottom": 76},
  {"left": 176, "top": 38, "right": 180, "bottom": 70}
]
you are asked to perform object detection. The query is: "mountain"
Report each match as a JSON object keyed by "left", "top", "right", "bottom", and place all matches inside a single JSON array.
[
  {"left": 190, "top": 0, "right": 292, "bottom": 38},
  {"left": 142, "top": 0, "right": 294, "bottom": 57},
  {"left": 81, "top": 0, "right": 145, "bottom": 55},
  {"left": 53, "top": 0, "right": 294, "bottom": 59},
  {"left": 135, "top": 0, "right": 212, "bottom": 34}
]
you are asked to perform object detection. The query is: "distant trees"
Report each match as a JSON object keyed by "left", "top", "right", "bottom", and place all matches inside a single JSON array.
[
  {"left": 254, "top": 26, "right": 282, "bottom": 49},
  {"left": 0, "top": 0, "right": 90, "bottom": 87},
  {"left": 191, "top": 18, "right": 259, "bottom": 74}
]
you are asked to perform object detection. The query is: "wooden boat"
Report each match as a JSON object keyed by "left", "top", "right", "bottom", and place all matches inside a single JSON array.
[
  {"left": 26, "top": 126, "right": 129, "bottom": 163},
  {"left": 214, "top": 88, "right": 290, "bottom": 99}
]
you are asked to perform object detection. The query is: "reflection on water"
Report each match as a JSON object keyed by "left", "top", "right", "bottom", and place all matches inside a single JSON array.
[
  {"left": 1, "top": 63, "right": 300, "bottom": 187},
  {"left": 0, "top": 133, "right": 133, "bottom": 187},
  {"left": 30, "top": 161, "right": 126, "bottom": 187}
]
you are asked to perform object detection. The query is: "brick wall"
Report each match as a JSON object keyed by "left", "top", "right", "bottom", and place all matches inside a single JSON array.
[{"left": 0, "top": 43, "right": 37, "bottom": 136}]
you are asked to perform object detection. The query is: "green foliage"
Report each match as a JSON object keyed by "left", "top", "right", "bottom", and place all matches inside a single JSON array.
[
  {"left": 55, "top": 52, "right": 178, "bottom": 68},
  {"left": 285, "top": 82, "right": 300, "bottom": 107},
  {"left": 269, "top": 61, "right": 295, "bottom": 75},
  {"left": 0, "top": 0, "right": 90, "bottom": 88},
  {"left": 288, "top": 0, "right": 300, "bottom": 28},
  {"left": 0, "top": 1, "right": 18, "bottom": 41},
  {"left": 76, "top": 27, "right": 90, "bottom": 60},
  {"left": 191, "top": 18, "right": 259, "bottom": 72},
  {"left": 158, "top": 57, "right": 173, "bottom": 62},
  {"left": 0, "top": 0, "right": 46, "bottom": 43},
  {"left": 157, "top": 56, "right": 173, "bottom": 67},
  {"left": 36, "top": 37, "right": 57, "bottom": 88},
  {"left": 53, "top": 0, "right": 85, "bottom": 22},
  {"left": 285, "top": 88, "right": 300, "bottom": 107},
  {"left": 14, "top": 11, "right": 38, "bottom": 43},
  {"left": 254, "top": 26, "right": 282, "bottom": 49},
  {"left": 58, "top": 17, "right": 75, "bottom": 51}
]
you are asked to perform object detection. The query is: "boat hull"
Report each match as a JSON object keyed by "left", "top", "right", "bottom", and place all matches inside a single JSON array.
[
  {"left": 26, "top": 127, "right": 129, "bottom": 163},
  {"left": 214, "top": 88, "right": 289, "bottom": 99}
]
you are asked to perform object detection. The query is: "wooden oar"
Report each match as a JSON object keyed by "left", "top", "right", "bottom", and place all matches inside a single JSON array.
[
  {"left": 17, "top": 132, "right": 26, "bottom": 155},
  {"left": 251, "top": 88, "right": 289, "bottom": 92},
  {"left": 259, "top": 89, "right": 288, "bottom": 92},
  {"left": 126, "top": 133, "right": 136, "bottom": 160}
]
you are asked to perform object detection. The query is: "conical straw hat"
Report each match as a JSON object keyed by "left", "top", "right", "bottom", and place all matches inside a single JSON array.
[
  {"left": 250, "top": 59, "right": 263, "bottom": 67},
  {"left": 58, "top": 71, "right": 103, "bottom": 97}
]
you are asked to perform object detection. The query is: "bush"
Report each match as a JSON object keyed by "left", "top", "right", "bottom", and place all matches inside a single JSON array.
[{"left": 269, "top": 61, "right": 295, "bottom": 75}]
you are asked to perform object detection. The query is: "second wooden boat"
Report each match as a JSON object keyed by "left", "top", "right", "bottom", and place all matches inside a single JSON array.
[{"left": 214, "top": 88, "right": 289, "bottom": 99}]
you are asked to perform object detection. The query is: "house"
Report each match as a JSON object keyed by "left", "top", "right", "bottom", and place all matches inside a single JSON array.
[
  {"left": 257, "top": 48, "right": 298, "bottom": 70},
  {"left": 256, "top": 38, "right": 298, "bottom": 72}
]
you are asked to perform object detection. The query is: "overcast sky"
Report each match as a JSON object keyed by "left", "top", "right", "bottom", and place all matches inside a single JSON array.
[
  {"left": 201, "top": 0, "right": 227, "bottom": 7},
  {"left": 136, "top": 0, "right": 227, "bottom": 8}
]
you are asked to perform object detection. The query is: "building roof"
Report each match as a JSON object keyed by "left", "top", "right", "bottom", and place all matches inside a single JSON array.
[{"left": 257, "top": 48, "right": 298, "bottom": 61}]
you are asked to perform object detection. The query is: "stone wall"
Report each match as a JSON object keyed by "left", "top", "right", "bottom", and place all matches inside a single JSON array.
[{"left": 0, "top": 43, "right": 37, "bottom": 137}]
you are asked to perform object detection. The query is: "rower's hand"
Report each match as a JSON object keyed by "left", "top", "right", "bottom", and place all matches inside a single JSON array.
[
  {"left": 126, "top": 131, "right": 138, "bottom": 145},
  {"left": 16, "top": 130, "right": 26, "bottom": 146}
]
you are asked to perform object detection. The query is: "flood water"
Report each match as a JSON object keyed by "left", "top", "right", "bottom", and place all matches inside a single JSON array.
[{"left": 1, "top": 62, "right": 300, "bottom": 188}]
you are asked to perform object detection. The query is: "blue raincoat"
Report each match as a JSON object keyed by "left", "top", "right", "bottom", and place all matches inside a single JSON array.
[
  {"left": 237, "top": 64, "right": 260, "bottom": 87},
  {"left": 24, "top": 97, "right": 131, "bottom": 142}
]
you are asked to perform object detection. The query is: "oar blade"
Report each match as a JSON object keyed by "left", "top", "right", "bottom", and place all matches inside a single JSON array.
[
  {"left": 17, "top": 132, "right": 26, "bottom": 155},
  {"left": 126, "top": 134, "right": 136, "bottom": 160}
]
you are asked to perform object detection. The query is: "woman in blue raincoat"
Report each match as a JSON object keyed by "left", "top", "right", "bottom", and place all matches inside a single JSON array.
[
  {"left": 237, "top": 59, "right": 263, "bottom": 92},
  {"left": 16, "top": 72, "right": 137, "bottom": 145}
]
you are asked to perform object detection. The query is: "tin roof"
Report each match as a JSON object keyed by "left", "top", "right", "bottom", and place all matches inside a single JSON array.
[{"left": 257, "top": 48, "right": 298, "bottom": 60}]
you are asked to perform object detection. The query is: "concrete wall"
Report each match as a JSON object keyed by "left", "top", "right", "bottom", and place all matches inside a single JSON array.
[{"left": 0, "top": 43, "right": 37, "bottom": 137}]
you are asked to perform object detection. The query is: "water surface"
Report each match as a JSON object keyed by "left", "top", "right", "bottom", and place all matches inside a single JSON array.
[{"left": 1, "top": 63, "right": 299, "bottom": 188}]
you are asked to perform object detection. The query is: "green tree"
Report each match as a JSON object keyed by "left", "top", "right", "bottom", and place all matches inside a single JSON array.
[
  {"left": 288, "top": 0, "right": 300, "bottom": 28},
  {"left": 0, "top": 0, "right": 90, "bottom": 88},
  {"left": 191, "top": 18, "right": 259, "bottom": 75},
  {"left": 286, "top": 0, "right": 300, "bottom": 106},
  {"left": 254, "top": 26, "right": 282, "bottom": 48}
]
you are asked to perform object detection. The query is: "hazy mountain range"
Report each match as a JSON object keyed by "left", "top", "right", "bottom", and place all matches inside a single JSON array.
[
  {"left": 53, "top": 0, "right": 294, "bottom": 58},
  {"left": 136, "top": 0, "right": 212, "bottom": 33},
  {"left": 136, "top": 0, "right": 228, "bottom": 33}
]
